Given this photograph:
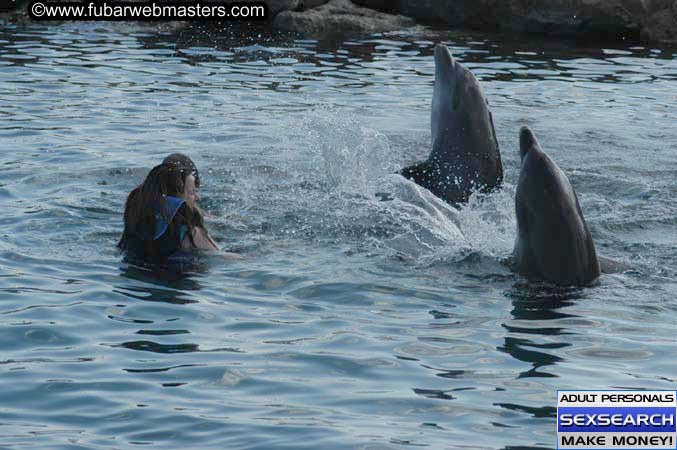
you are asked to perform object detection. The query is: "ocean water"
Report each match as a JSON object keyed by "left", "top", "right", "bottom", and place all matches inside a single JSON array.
[{"left": 1, "top": 22, "right": 677, "bottom": 449}]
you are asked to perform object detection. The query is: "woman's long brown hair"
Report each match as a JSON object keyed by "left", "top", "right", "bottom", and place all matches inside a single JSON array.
[{"left": 118, "top": 163, "right": 203, "bottom": 258}]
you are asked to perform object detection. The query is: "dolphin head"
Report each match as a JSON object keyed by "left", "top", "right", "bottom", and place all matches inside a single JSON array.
[
  {"left": 519, "top": 126, "right": 538, "bottom": 162},
  {"left": 514, "top": 127, "right": 600, "bottom": 285},
  {"left": 431, "top": 44, "right": 460, "bottom": 141},
  {"left": 517, "top": 126, "right": 576, "bottom": 220},
  {"left": 517, "top": 127, "right": 575, "bottom": 205},
  {"left": 434, "top": 44, "right": 455, "bottom": 82},
  {"left": 430, "top": 44, "right": 496, "bottom": 158}
]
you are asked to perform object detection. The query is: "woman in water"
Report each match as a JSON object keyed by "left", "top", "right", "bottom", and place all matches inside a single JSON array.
[{"left": 118, "top": 158, "right": 219, "bottom": 264}]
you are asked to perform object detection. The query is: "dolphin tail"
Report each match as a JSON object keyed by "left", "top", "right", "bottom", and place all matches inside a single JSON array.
[
  {"left": 598, "top": 255, "right": 629, "bottom": 274},
  {"left": 399, "top": 161, "right": 468, "bottom": 204},
  {"left": 399, "top": 161, "right": 434, "bottom": 184}
]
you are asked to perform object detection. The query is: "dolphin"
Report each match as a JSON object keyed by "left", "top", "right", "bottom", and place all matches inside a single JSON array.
[
  {"left": 512, "top": 127, "right": 602, "bottom": 286},
  {"left": 399, "top": 44, "right": 503, "bottom": 204}
]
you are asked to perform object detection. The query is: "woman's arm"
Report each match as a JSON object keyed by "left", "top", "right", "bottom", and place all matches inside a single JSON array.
[
  {"left": 187, "top": 226, "right": 219, "bottom": 251},
  {"left": 202, "top": 227, "right": 221, "bottom": 251},
  {"left": 181, "top": 225, "right": 241, "bottom": 258}
]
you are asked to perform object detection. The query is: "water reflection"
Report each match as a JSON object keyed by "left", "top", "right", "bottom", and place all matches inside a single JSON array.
[
  {"left": 114, "top": 339, "right": 244, "bottom": 354},
  {"left": 504, "top": 283, "right": 581, "bottom": 321},
  {"left": 499, "top": 284, "right": 581, "bottom": 377},
  {"left": 494, "top": 402, "right": 557, "bottom": 419},
  {"left": 116, "top": 340, "right": 199, "bottom": 353},
  {"left": 498, "top": 336, "right": 564, "bottom": 378},
  {"left": 3, "top": 24, "right": 675, "bottom": 98},
  {"left": 123, "top": 363, "right": 203, "bottom": 373},
  {"left": 116, "top": 264, "right": 203, "bottom": 305}
]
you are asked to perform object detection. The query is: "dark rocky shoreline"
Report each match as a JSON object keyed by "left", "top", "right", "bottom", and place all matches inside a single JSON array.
[
  {"left": 2, "top": 0, "right": 676, "bottom": 46},
  {"left": 267, "top": 0, "right": 677, "bottom": 45}
]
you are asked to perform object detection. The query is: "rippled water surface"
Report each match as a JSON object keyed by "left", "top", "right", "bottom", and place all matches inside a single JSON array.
[{"left": 1, "top": 22, "right": 677, "bottom": 449}]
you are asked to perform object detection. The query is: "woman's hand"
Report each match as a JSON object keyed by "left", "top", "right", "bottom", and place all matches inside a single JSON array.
[{"left": 191, "top": 226, "right": 220, "bottom": 251}]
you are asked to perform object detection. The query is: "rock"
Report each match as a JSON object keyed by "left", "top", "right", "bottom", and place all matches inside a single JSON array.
[
  {"left": 263, "top": 0, "right": 330, "bottom": 16},
  {"left": 641, "top": 0, "right": 677, "bottom": 44},
  {"left": 504, "top": 0, "right": 647, "bottom": 35},
  {"left": 272, "top": 0, "right": 676, "bottom": 45},
  {"left": 391, "top": 0, "right": 649, "bottom": 33},
  {"left": 399, "top": 0, "right": 465, "bottom": 24},
  {"left": 350, "top": 0, "right": 401, "bottom": 14},
  {"left": 301, "top": 0, "right": 331, "bottom": 10},
  {"left": 264, "top": 0, "right": 301, "bottom": 16},
  {"left": 389, "top": 0, "right": 677, "bottom": 42},
  {"left": 273, "top": 0, "right": 415, "bottom": 34}
]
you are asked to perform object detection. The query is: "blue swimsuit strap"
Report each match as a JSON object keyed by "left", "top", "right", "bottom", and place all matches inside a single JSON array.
[
  {"left": 178, "top": 225, "right": 188, "bottom": 243},
  {"left": 153, "top": 196, "right": 186, "bottom": 240}
]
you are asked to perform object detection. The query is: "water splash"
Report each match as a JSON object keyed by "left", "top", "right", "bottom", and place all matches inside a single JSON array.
[
  {"left": 289, "top": 106, "right": 516, "bottom": 265},
  {"left": 458, "top": 184, "right": 516, "bottom": 258},
  {"left": 300, "top": 106, "right": 399, "bottom": 196}
]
